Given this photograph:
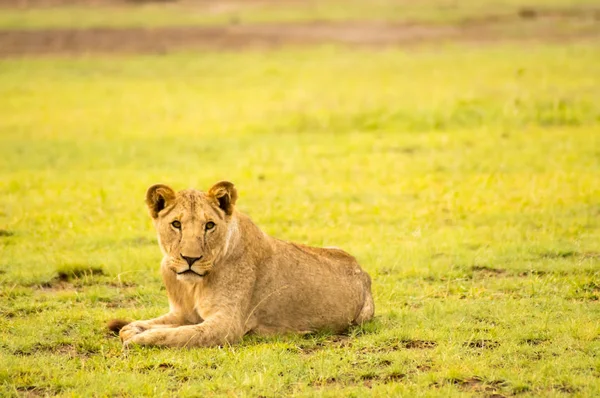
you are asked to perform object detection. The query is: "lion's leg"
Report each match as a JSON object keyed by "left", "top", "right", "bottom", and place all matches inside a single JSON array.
[
  {"left": 354, "top": 291, "right": 375, "bottom": 325},
  {"left": 123, "top": 316, "right": 242, "bottom": 348},
  {"left": 119, "top": 312, "right": 186, "bottom": 342}
]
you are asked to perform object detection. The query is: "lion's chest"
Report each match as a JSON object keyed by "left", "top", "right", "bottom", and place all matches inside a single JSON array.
[{"left": 177, "top": 283, "right": 220, "bottom": 322}]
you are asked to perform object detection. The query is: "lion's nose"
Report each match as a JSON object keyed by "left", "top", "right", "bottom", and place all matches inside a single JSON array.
[{"left": 180, "top": 254, "right": 203, "bottom": 266}]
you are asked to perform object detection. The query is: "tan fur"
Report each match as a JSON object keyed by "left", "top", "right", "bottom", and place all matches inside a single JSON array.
[{"left": 119, "top": 181, "right": 374, "bottom": 348}]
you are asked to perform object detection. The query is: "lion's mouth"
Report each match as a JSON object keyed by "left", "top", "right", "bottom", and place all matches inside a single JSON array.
[{"left": 176, "top": 269, "right": 207, "bottom": 277}]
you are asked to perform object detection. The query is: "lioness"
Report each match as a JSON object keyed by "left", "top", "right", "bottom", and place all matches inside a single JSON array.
[{"left": 115, "top": 181, "right": 374, "bottom": 347}]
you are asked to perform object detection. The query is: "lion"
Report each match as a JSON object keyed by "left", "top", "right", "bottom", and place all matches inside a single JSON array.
[{"left": 114, "top": 181, "right": 374, "bottom": 348}]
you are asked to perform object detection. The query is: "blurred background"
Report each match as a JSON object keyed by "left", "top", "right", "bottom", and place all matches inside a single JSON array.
[{"left": 1, "top": 0, "right": 599, "bottom": 55}]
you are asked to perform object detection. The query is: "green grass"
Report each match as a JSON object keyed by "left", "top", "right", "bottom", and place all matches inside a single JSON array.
[
  {"left": 1, "top": 42, "right": 599, "bottom": 396},
  {"left": 0, "top": 0, "right": 598, "bottom": 29}
]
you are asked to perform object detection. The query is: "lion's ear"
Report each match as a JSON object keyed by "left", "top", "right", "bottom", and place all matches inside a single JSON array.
[
  {"left": 208, "top": 181, "right": 237, "bottom": 216},
  {"left": 146, "top": 184, "right": 176, "bottom": 219}
]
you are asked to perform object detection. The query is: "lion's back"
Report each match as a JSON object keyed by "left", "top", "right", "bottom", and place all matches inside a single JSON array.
[{"left": 249, "top": 239, "right": 373, "bottom": 334}]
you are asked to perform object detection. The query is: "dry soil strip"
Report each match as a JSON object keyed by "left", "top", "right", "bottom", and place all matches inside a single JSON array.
[{"left": 0, "top": 18, "right": 599, "bottom": 57}]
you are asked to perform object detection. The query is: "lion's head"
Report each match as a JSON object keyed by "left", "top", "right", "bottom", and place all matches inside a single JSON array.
[{"left": 145, "top": 181, "right": 238, "bottom": 283}]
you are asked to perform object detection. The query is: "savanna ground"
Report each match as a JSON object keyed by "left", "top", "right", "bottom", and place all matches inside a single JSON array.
[{"left": 0, "top": 0, "right": 599, "bottom": 396}]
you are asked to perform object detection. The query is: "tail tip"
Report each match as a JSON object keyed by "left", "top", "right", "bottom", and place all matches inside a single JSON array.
[{"left": 107, "top": 319, "right": 130, "bottom": 335}]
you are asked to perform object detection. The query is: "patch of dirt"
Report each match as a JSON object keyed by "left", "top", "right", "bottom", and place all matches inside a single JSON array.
[
  {"left": 296, "top": 335, "right": 351, "bottom": 354},
  {"left": 103, "top": 295, "right": 138, "bottom": 309},
  {"left": 55, "top": 343, "right": 80, "bottom": 356},
  {"left": 471, "top": 265, "right": 506, "bottom": 276},
  {"left": 140, "top": 362, "right": 177, "bottom": 372},
  {"left": 14, "top": 342, "right": 94, "bottom": 358},
  {"left": 0, "top": 0, "right": 179, "bottom": 6},
  {"left": 383, "top": 372, "right": 405, "bottom": 382},
  {"left": 106, "top": 280, "right": 137, "bottom": 288},
  {"left": 56, "top": 264, "right": 105, "bottom": 281},
  {"left": 539, "top": 250, "right": 578, "bottom": 259},
  {"left": 1, "top": 9, "right": 599, "bottom": 57},
  {"left": 464, "top": 339, "right": 500, "bottom": 349},
  {"left": 360, "top": 371, "right": 406, "bottom": 388},
  {"left": 357, "top": 339, "right": 438, "bottom": 353},
  {"left": 35, "top": 264, "right": 106, "bottom": 289},
  {"left": 401, "top": 339, "right": 437, "bottom": 349},
  {"left": 573, "top": 281, "right": 600, "bottom": 301},
  {"left": 294, "top": 336, "right": 437, "bottom": 355},
  {"left": 0, "top": 0, "right": 115, "bottom": 5},
  {"left": 553, "top": 383, "right": 578, "bottom": 393},
  {"left": 518, "top": 269, "right": 550, "bottom": 277},
  {"left": 310, "top": 377, "right": 339, "bottom": 387},
  {"left": 0, "top": 0, "right": 291, "bottom": 7},
  {"left": 37, "top": 279, "right": 74, "bottom": 290},
  {"left": 463, "top": 7, "right": 600, "bottom": 25},
  {"left": 36, "top": 279, "right": 134, "bottom": 291},
  {"left": 0, "top": 22, "right": 457, "bottom": 57},
  {"left": 521, "top": 338, "right": 548, "bottom": 346},
  {"left": 581, "top": 252, "right": 600, "bottom": 259},
  {"left": 372, "top": 145, "right": 422, "bottom": 156},
  {"left": 311, "top": 371, "right": 406, "bottom": 388},
  {"left": 438, "top": 376, "right": 507, "bottom": 395},
  {"left": 536, "top": 250, "right": 600, "bottom": 260},
  {"left": 15, "top": 386, "right": 58, "bottom": 398},
  {"left": 377, "top": 267, "right": 399, "bottom": 275},
  {"left": 417, "top": 364, "right": 432, "bottom": 372}
]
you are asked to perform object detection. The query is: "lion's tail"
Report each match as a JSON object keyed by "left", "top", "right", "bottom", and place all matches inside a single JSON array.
[{"left": 107, "top": 319, "right": 130, "bottom": 335}]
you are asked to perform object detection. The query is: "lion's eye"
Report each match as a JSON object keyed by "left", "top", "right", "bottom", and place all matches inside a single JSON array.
[
  {"left": 171, "top": 220, "right": 181, "bottom": 229},
  {"left": 205, "top": 221, "right": 215, "bottom": 230}
]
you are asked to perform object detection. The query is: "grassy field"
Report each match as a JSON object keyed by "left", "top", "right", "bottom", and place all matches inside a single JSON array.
[
  {"left": 1, "top": 4, "right": 600, "bottom": 396},
  {"left": 0, "top": 0, "right": 598, "bottom": 29}
]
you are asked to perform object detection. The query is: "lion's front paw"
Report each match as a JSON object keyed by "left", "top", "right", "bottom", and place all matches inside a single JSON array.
[
  {"left": 123, "top": 329, "right": 168, "bottom": 347},
  {"left": 119, "top": 321, "right": 150, "bottom": 343}
]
